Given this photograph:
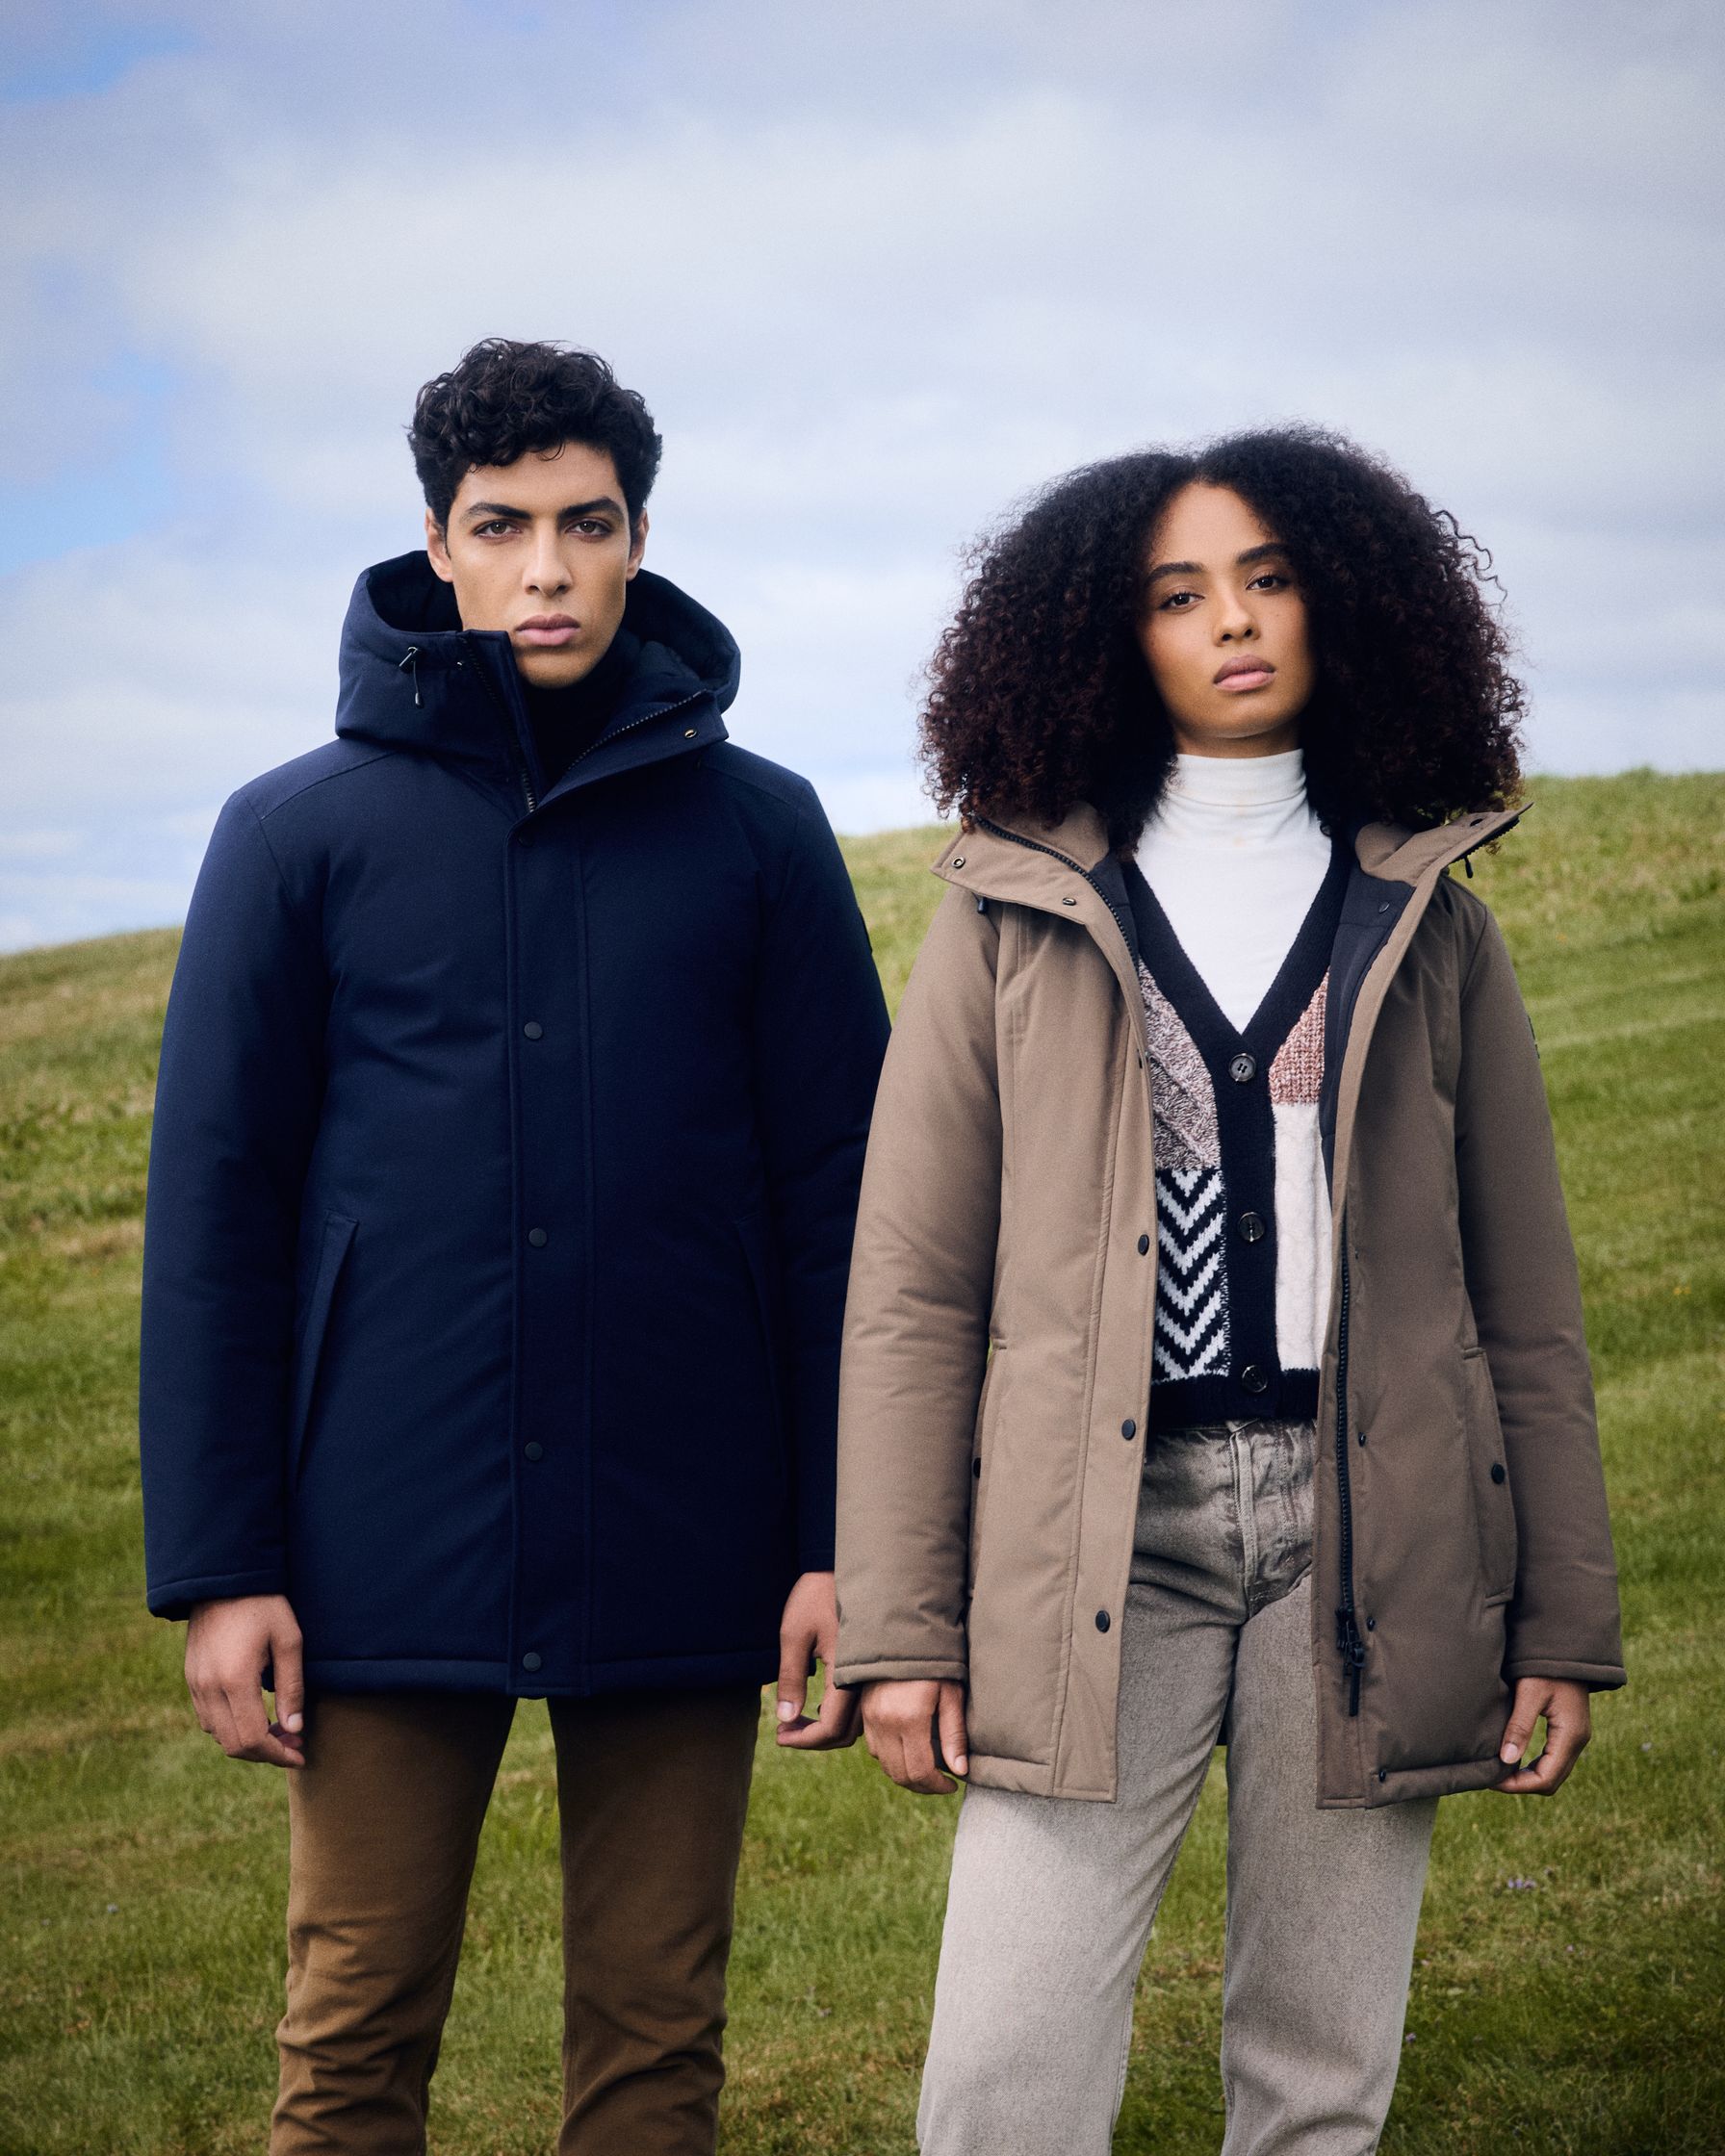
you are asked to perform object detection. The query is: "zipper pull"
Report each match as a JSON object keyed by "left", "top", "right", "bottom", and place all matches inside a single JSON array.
[
  {"left": 399, "top": 647, "right": 422, "bottom": 707},
  {"left": 1335, "top": 1609, "right": 1367, "bottom": 1714}
]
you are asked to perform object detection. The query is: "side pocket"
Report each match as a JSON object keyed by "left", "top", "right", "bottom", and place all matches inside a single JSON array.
[
  {"left": 1460, "top": 1347, "right": 1518, "bottom": 1605},
  {"left": 966, "top": 1348, "right": 1000, "bottom": 1583},
  {"left": 288, "top": 1215, "right": 357, "bottom": 1490}
]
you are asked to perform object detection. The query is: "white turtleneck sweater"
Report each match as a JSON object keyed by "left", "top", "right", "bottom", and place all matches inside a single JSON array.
[
  {"left": 1133, "top": 749, "right": 1331, "bottom": 1032},
  {"left": 1133, "top": 747, "right": 1336, "bottom": 1397}
]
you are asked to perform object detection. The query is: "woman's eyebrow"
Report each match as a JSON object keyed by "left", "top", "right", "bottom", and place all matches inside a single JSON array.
[{"left": 1145, "top": 558, "right": 1203, "bottom": 583}]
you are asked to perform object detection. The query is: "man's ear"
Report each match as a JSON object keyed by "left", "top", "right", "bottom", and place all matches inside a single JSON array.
[
  {"left": 425, "top": 508, "right": 454, "bottom": 582},
  {"left": 627, "top": 510, "right": 650, "bottom": 580}
]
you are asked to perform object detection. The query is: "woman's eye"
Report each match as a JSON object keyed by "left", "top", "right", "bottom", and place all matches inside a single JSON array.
[
  {"left": 1249, "top": 572, "right": 1290, "bottom": 591},
  {"left": 1160, "top": 589, "right": 1200, "bottom": 611}
]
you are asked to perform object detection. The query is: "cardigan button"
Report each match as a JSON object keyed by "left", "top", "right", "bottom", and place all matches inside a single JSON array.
[
  {"left": 1240, "top": 1364, "right": 1269, "bottom": 1395},
  {"left": 1238, "top": 1211, "right": 1266, "bottom": 1244},
  {"left": 1229, "top": 1053, "right": 1257, "bottom": 1084}
]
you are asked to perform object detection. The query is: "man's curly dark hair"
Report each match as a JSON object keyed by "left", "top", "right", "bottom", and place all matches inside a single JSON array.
[
  {"left": 408, "top": 338, "right": 662, "bottom": 528},
  {"left": 920, "top": 426, "right": 1526, "bottom": 846}
]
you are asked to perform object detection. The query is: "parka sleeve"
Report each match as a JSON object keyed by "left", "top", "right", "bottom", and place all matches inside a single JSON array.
[
  {"left": 1454, "top": 906, "right": 1626, "bottom": 1689},
  {"left": 140, "top": 794, "right": 328, "bottom": 1619},
  {"left": 834, "top": 883, "right": 1001, "bottom": 1687},
  {"left": 752, "top": 792, "right": 890, "bottom": 1574}
]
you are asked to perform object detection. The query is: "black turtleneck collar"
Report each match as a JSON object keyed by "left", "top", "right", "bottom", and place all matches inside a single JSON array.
[{"left": 520, "top": 628, "right": 642, "bottom": 788}]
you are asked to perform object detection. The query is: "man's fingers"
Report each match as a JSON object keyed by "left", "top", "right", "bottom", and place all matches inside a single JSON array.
[
  {"left": 775, "top": 1631, "right": 813, "bottom": 1731},
  {"left": 271, "top": 1626, "right": 306, "bottom": 1737},
  {"left": 778, "top": 1679, "right": 862, "bottom": 1751}
]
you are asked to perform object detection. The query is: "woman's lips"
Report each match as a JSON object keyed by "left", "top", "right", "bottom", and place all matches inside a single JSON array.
[
  {"left": 1214, "top": 659, "right": 1275, "bottom": 692},
  {"left": 516, "top": 616, "right": 579, "bottom": 648}
]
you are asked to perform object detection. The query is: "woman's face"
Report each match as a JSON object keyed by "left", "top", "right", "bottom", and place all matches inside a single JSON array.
[{"left": 1137, "top": 482, "right": 1315, "bottom": 757}]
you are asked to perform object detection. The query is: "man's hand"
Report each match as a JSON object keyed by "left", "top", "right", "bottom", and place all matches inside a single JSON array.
[
  {"left": 185, "top": 1594, "right": 307, "bottom": 1768},
  {"left": 774, "top": 1570, "right": 861, "bottom": 1751},
  {"left": 861, "top": 1679, "right": 968, "bottom": 1794},
  {"left": 1493, "top": 1676, "right": 1591, "bottom": 1796}
]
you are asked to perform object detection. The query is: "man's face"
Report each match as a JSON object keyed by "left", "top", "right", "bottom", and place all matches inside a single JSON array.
[{"left": 425, "top": 443, "right": 647, "bottom": 688}]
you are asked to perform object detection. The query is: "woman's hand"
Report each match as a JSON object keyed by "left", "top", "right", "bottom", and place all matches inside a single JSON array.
[
  {"left": 861, "top": 1679, "right": 969, "bottom": 1793},
  {"left": 1493, "top": 1677, "right": 1592, "bottom": 1795}
]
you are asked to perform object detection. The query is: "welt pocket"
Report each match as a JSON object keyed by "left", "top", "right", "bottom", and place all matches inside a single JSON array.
[{"left": 289, "top": 1214, "right": 357, "bottom": 1488}]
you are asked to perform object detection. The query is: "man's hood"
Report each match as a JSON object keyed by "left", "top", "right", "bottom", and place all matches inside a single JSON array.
[{"left": 333, "top": 552, "right": 740, "bottom": 782}]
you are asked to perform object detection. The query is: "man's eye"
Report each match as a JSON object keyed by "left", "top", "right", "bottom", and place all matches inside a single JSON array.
[
  {"left": 570, "top": 520, "right": 610, "bottom": 537},
  {"left": 476, "top": 522, "right": 515, "bottom": 538}
]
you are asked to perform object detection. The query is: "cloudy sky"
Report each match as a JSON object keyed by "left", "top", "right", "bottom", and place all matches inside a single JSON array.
[{"left": 2, "top": 0, "right": 1720, "bottom": 950}]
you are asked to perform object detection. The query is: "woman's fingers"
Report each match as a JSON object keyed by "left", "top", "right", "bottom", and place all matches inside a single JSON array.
[{"left": 937, "top": 1682, "right": 969, "bottom": 1780}]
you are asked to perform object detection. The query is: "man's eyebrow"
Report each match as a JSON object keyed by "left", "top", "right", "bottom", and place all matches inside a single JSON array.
[{"left": 463, "top": 497, "right": 627, "bottom": 521}]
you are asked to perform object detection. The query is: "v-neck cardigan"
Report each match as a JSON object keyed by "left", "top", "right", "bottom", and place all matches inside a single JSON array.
[{"left": 1125, "top": 844, "right": 1351, "bottom": 1430}]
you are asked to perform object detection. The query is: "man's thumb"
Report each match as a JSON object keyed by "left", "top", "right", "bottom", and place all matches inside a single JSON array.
[{"left": 272, "top": 1626, "right": 306, "bottom": 1735}]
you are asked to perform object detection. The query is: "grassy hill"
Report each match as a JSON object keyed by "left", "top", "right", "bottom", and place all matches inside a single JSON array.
[{"left": 2, "top": 773, "right": 1722, "bottom": 2153}]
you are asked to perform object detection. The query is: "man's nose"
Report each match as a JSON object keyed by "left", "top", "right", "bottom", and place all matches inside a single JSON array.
[{"left": 527, "top": 537, "right": 571, "bottom": 597}]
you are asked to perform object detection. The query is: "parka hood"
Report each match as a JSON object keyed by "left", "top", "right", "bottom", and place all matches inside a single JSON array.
[{"left": 334, "top": 552, "right": 739, "bottom": 784}]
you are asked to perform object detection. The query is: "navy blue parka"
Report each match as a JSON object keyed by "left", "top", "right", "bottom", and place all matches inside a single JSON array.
[{"left": 141, "top": 553, "right": 890, "bottom": 1697}]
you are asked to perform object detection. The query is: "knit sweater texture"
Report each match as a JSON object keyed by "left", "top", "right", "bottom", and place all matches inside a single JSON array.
[{"left": 1131, "top": 751, "right": 1342, "bottom": 1429}]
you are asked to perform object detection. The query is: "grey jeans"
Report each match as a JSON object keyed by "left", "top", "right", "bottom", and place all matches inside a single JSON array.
[{"left": 918, "top": 1420, "right": 1438, "bottom": 2156}]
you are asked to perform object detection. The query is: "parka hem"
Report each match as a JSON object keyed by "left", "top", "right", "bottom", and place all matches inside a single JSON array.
[
  {"left": 1327, "top": 1749, "right": 1509, "bottom": 1810},
  {"left": 303, "top": 1647, "right": 778, "bottom": 1697}
]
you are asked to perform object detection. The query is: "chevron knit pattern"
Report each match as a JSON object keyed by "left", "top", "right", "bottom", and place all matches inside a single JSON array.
[{"left": 1153, "top": 1167, "right": 1228, "bottom": 1379}]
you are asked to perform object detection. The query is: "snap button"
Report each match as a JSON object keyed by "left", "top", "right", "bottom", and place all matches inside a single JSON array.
[
  {"left": 1137, "top": 1233, "right": 1150, "bottom": 1255},
  {"left": 1490, "top": 1462, "right": 1507, "bottom": 1484},
  {"left": 1120, "top": 1418, "right": 1137, "bottom": 1440},
  {"left": 523, "top": 1021, "right": 543, "bottom": 1040},
  {"left": 1229, "top": 1053, "right": 1256, "bottom": 1084},
  {"left": 1356, "top": 1429, "right": 1368, "bottom": 1447},
  {"left": 522, "top": 1652, "right": 542, "bottom": 1673},
  {"left": 951, "top": 855, "right": 966, "bottom": 868},
  {"left": 1094, "top": 1610, "right": 1111, "bottom": 1633},
  {"left": 1240, "top": 1364, "right": 1269, "bottom": 1395},
  {"left": 1061, "top": 896, "right": 1078, "bottom": 907},
  {"left": 683, "top": 728, "right": 698, "bottom": 738},
  {"left": 528, "top": 1227, "right": 548, "bottom": 1248},
  {"left": 1366, "top": 1616, "right": 1376, "bottom": 1630},
  {"left": 1377, "top": 1767, "right": 1387, "bottom": 1784},
  {"left": 524, "top": 1442, "right": 543, "bottom": 1462}
]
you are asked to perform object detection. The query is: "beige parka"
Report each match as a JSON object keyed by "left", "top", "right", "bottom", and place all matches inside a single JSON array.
[{"left": 834, "top": 803, "right": 1624, "bottom": 1809}]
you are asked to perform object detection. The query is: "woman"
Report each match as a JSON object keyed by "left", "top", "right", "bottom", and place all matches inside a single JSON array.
[{"left": 833, "top": 428, "right": 1624, "bottom": 2154}]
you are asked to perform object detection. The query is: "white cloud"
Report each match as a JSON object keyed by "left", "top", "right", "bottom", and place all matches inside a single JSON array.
[{"left": 0, "top": 0, "right": 1721, "bottom": 948}]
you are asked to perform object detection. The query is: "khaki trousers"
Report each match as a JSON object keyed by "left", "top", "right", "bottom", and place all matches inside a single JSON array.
[
  {"left": 270, "top": 1685, "right": 760, "bottom": 2156},
  {"left": 919, "top": 1422, "right": 1437, "bottom": 2155}
]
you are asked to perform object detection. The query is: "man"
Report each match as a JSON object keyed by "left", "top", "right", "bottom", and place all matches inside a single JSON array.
[{"left": 140, "top": 338, "right": 888, "bottom": 2152}]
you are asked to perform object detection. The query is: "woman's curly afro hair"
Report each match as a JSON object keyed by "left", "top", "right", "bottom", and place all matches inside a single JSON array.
[
  {"left": 920, "top": 425, "right": 1526, "bottom": 847},
  {"left": 408, "top": 338, "right": 662, "bottom": 529}
]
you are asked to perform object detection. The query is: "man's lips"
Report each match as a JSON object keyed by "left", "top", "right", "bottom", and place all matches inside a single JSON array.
[
  {"left": 1214, "top": 654, "right": 1275, "bottom": 692},
  {"left": 516, "top": 614, "right": 580, "bottom": 648}
]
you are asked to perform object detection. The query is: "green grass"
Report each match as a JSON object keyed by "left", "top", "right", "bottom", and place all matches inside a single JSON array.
[{"left": 2, "top": 772, "right": 1722, "bottom": 2152}]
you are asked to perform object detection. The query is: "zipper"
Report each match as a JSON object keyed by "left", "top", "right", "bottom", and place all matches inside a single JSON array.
[
  {"left": 1332, "top": 1231, "right": 1366, "bottom": 1714},
  {"left": 972, "top": 818, "right": 1140, "bottom": 962},
  {"left": 563, "top": 689, "right": 703, "bottom": 777}
]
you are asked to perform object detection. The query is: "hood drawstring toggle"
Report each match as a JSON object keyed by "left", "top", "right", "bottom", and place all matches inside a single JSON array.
[{"left": 399, "top": 647, "right": 422, "bottom": 708}]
